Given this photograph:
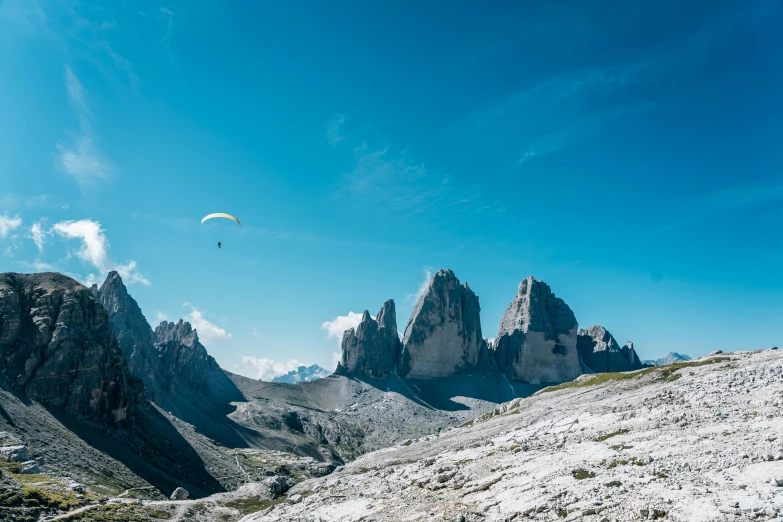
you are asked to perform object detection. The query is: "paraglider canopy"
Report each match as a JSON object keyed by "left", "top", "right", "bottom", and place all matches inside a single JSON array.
[{"left": 201, "top": 213, "right": 241, "bottom": 226}]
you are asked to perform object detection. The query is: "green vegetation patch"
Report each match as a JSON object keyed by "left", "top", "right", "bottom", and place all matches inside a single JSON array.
[
  {"left": 605, "top": 480, "right": 622, "bottom": 487},
  {"left": 539, "top": 357, "right": 731, "bottom": 394},
  {"left": 594, "top": 429, "right": 629, "bottom": 442},
  {"left": 223, "top": 495, "right": 287, "bottom": 516},
  {"left": 571, "top": 468, "right": 595, "bottom": 480},
  {"left": 58, "top": 503, "right": 176, "bottom": 521}
]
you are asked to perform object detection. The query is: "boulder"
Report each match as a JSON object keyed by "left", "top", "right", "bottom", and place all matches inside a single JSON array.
[
  {"left": 398, "top": 270, "right": 491, "bottom": 379},
  {"left": 577, "top": 326, "right": 643, "bottom": 373},
  {"left": 0, "top": 445, "right": 28, "bottom": 462},
  {"left": 20, "top": 460, "right": 40, "bottom": 474},
  {"left": 492, "top": 276, "right": 581, "bottom": 384},
  {"left": 336, "top": 300, "right": 401, "bottom": 378},
  {"left": 170, "top": 486, "right": 189, "bottom": 500}
]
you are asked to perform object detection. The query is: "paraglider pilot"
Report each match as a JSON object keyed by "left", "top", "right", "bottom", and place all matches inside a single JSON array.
[{"left": 218, "top": 242, "right": 222, "bottom": 249}]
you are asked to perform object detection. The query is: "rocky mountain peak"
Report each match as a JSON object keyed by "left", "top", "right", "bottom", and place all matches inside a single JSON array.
[
  {"left": 154, "top": 319, "right": 199, "bottom": 348},
  {"left": 398, "top": 269, "right": 490, "bottom": 379},
  {"left": 492, "top": 276, "right": 581, "bottom": 384},
  {"left": 0, "top": 272, "right": 136, "bottom": 426},
  {"left": 97, "top": 271, "right": 157, "bottom": 396},
  {"left": 336, "top": 300, "right": 401, "bottom": 378},
  {"left": 577, "top": 325, "right": 643, "bottom": 373}
]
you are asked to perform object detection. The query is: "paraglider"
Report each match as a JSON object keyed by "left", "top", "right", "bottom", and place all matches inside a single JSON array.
[
  {"left": 201, "top": 213, "right": 240, "bottom": 249},
  {"left": 201, "top": 213, "right": 241, "bottom": 226}
]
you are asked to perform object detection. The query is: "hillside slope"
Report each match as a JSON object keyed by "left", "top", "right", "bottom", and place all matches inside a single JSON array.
[{"left": 244, "top": 349, "right": 783, "bottom": 522}]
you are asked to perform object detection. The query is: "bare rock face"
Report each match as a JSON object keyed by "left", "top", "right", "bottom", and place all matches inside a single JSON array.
[
  {"left": 577, "top": 325, "right": 643, "bottom": 373},
  {"left": 398, "top": 270, "right": 490, "bottom": 379},
  {"left": 336, "top": 300, "right": 401, "bottom": 378},
  {"left": 492, "top": 276, "right": 581, "bottom": 385},
  {"left": 98, "top": 271, "right": 158, "bottom": 398},
  {"left": 98, "top": 272, "right": 243, "bottom": 413},
  {"left": 154, "top": 319, "right": 223, "bottom": 395},
  {"left": 0, "top": 272, "right": 134, "bottom": 425}
]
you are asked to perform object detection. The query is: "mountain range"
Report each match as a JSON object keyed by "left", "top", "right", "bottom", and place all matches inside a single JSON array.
[
  {"left": 271, "top": 365, "right": 330, "bottom": 383},
  {"left": 0, "top": 267, "right": 685, "bottom": 520}
]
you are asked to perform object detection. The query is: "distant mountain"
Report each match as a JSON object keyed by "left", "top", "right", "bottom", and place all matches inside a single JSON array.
[
  {"left": 643, "top": 352, "right": 692, "bottom": 366},
  {"left": 272, "top": 365, "right": 331, "bottom": 383}
]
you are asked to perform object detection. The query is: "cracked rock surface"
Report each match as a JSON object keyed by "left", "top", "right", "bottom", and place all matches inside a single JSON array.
[{"left": 241, "top": 350, "right": 783, "bottom": 522}]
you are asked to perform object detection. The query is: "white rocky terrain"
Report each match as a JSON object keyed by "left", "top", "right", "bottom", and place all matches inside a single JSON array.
[{"left": 241, "top": 349, "right": 783, "bottom": 522}]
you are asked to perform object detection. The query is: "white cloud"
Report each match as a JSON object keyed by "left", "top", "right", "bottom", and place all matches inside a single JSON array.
[
  {"left": 240, "top": 356, "right": 301, "bottom": 381},
  {"left": 407, "top": 268, "right": 433, "bottom": 304},
  {"left": 17, "top": 259, "right": 56, "bottom": 272},
  {"left": 56, "top": 67, "right": 110, "bottom": 184},
  {"left": 155, "top": 311, "right": 168, "bottom": 323},
  {"left": 0, "top": 214, "right": 22, "bottom": 238},
  {"left": 321, "top": 311, "right": 370, "bottom": 342},
  {"left": 30, "top": 219, "right": 49, "bottom": 251},
  {"left": 327, "top": 114, "right": 345, "bottom": 146},
  {"left": 183, "top": 303, "right": 231, "bottom": 345},
  {"left": 53, "top": 219, "right": 149, "bottom": 285}
]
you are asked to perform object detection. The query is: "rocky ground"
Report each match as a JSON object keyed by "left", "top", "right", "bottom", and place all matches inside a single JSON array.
[
  {"left": 228, "top": 371, "right": 511, "bottom": 462},
  {"left": 239, "top": 349, "right": 783, "bottom": 522}
]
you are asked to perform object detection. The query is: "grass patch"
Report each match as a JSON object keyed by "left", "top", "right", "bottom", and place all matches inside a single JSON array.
[
  {"left": 654, "top": 472, "right": 668, "bottom": 479},
  {"left": 223, "top": 495, "right": 287, "bottom": 516},
  {"left": 605, "top": 480, "right": 622, "bottom": 487},
  {"left": 607, "top": 457, "right": 646, "bottom": 468},
  {"left": 458, "top": 420, "right": 474, "bottom": 429},
  {"left": 769, "top": 437, "right": 777, "bottom": 442},
  {"left": 58, "top": 504, "right": 170, "bottom": 521},
  {"left": 738, "top": 484, "right": 747, "bottom": 490},
  {"left": 399, "top": 439, "right": 413, "bottom": 446},
  {"left": 572, "top": 468, "right": 595, "bottom": 480},
  {"left": 557, "top": 508, "right": 568, "bottom": 518},
  {"left": 594, "top": 429, "right": 629, "bottom": 442},
  {"left": 610, "top": 444, "right": 633, "bottom": 451},
  {"left": 539, "top": 357, "right": 731, "bottom": 394}
]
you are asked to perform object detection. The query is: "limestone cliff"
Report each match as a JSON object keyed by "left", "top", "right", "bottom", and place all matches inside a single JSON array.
[
  {"left": 398, "top": 270, "right": 492, "bottom": 379},
  {"left": 492, "top": 276, "right": 581, "bottom": 384},
  {"left": 336, "top": 300, "right": 401, "bottom": 378}
]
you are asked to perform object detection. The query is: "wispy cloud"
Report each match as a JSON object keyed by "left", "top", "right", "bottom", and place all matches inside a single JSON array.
[
  {"left": 17, "top": 259, "right": 56, "bottom": 272},
  {"left": 657, "top": 178, "right": 783, "bottom": 233},
  {"left": 468, "top": 65, "right": 651, "bottom": 166},
  {"left": 239, "top": 356, "right": 301, "bottom": 381},
  {"left": 0, "top": 214, "right": 23, "bottom": 257},
  {"left": 406, "top": 268, "right": 433, "bottom": 304},
  {"left": 30, "top": 218, "right": 50, "bottom": 252},
  {"left": 155, "top": 311, "right": 168, "bottom": 323},
  {"left": 0, "top": 214, "right": 22, "bottom": 239},
  {"left": 336, "top": 143, "right": 498, "bottom": 228},
  {"left": 327, "top": 114, "right": 345, "bottom": 146},
  {"left": 183, "top": 303, "right": 231, "bottom": 345},
  {"left": 52, "top": 219, "right": 149, "bottom": 285},
  {"left": 56, "top": 67, "right": 111, "bottom": 185}
]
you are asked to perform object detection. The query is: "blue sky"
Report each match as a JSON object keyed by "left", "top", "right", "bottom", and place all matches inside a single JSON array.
[{"left": 1, "top": 0, "right": 782, "bottom": 379}]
